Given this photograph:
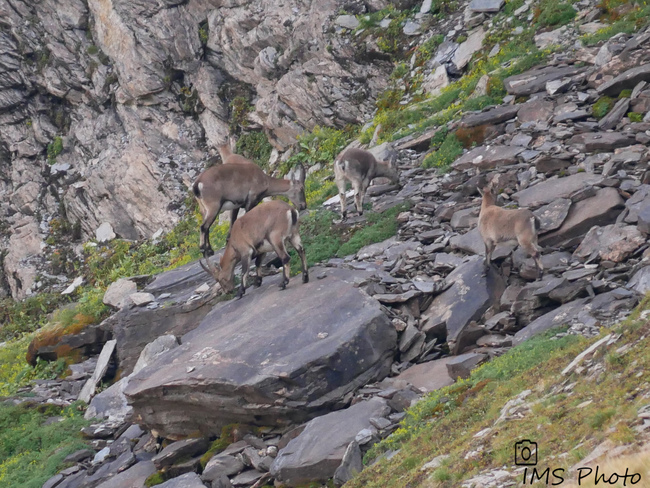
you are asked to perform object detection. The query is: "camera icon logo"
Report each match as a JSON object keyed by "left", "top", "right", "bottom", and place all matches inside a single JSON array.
[{"left": 514, "top": 440, "right": 538, "bottom": 466}]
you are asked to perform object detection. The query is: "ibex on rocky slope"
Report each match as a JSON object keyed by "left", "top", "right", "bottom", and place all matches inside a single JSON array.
[
  {"left": 200, "top": 200, "right": 309, "bottom": 298},
  {"left": 334, "top": 147, "right": 399, "bottom": 219},
  {"left": 192, "top": 159, "right": 306, "bottom": 257},
  {"left": 477, "top": 175, "right": 543, "bottom": 278}
]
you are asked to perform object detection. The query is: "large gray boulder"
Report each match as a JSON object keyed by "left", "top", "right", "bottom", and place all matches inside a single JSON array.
[
  {"left": 512, "top": 173, "right": 603, "bottom": 208},
  {"left": 110, "top": 257, "right": 223, "bottom": 375},
  {"left": 421, "top": 256, "right": 505, "bottom": 353},
  {"left": 124, "top": 268, "right": 396, "bottom": 438},
  {"left": 573, "top": 224, "right": 645, "bottom": 262},
  {"left": 539, "top": 188, "right": 624, "bottom": 247},
  {"left": 504, "top": 65, "right": 585, "bottom": 96},
  {"left": 513, "top": 299, "right": 589, "bottom": 345},
  {"left": 270, "top": 398, "right": 390, "bottom": 487},
  {"left": 452, "top": 145, "right": 524, "bottom": 171}
]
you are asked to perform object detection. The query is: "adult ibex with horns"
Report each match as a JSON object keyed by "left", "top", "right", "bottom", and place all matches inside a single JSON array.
[{"left": 192, "top": 155, "right": 306, "bottom": 257}]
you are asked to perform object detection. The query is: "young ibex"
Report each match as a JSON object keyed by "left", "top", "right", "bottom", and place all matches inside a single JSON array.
[
  {"left": 192, "top": 161, "right": 306, "bottom": 257},
  {"left": 216, "top": 137, "right": 252, "bottom": 165},
  {"left": 477, "top": 175, "right": 543, "bottom": 277},
  {"left": 334, "top": 147, "right": 400, "bottom": 219},
  {"left": 200, "top": 200, "right": 309, "bottom": 298}
]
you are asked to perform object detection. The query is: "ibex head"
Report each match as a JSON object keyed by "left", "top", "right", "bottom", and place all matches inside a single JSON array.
[
  {"left": 199, "top": 257, "right": 234, "bottom": 294},
  {"left": 287, "top": 164, "right": 307, "bottom": 211}
]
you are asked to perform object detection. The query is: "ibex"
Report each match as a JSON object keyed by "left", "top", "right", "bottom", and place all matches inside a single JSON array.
[
  {"left": 477, "top": 175, "right": 543, "bottom": 278},
  {"left": 192, "top": 160, "right": 306, "bottom": 257},
  {"left": 334, "top": 147, "right": 399, "bottom": 219},
  {"left": 216, "top": 137, "right": 252, "bottom": 165},
  {"left": 200, "top": 200, "right": 309, "bottom": 299}
]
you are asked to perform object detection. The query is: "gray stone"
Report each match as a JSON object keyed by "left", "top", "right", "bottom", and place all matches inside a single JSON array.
[
  {"left": 573, "top": 224, "right": 645, "bottom": 262},
  {"left": 62, "top": 276, "right": 84, "bottom": 296},
  {"left": 568, "top": 132, "right": 637, "bottom": 152},
  {"left": 85, "top": 376, "right": 132, "bottom": 421},
  {"left": 231, "top": 471, "right": 264, "bottom": 486},
  {"left": 403, "top": 21, "right": 421, "bottom": 36},
  {"left": 133, "top": 335, "right": 180, "bottom": 375},
  {"left": 512, "top": 173, "right": 603, "bottom": 208},
  {"left": 42, "top": 474, "right": 64, "bottom": 488},
  {"left": 624, "top": 185, "right": 650, "bottom": 223},
  {"left": 394, "top": 357, "right": 456, "bottom": 392},
  {"left": 129, "top": 292, "right": 155, "bottom": 307},
  {"left": 103, "top": 279, "right": 137, "bottom": 308},
  {"left": 125, "top": 268, "right": 396, "bottom": 438},
  {"left": 460, "top": 105, "right": 520, "bottom": 128},
  {"left": 504, "top": 65, "right": 584, "bottom": 96},
  {"left": 153, "top": 438, "right": 210, "bottom": 470},
  {"left": 202, "top": 454, "right": 245, "bottom": 481},
  {"left": 628, "top": 266, "right": 650, "bottom": 295},
  {"left": 420, "top": 0, "right": 433, "bottom": 13},
  {"left": 540, "top": 188, "right": 624, "bottom": 247},
  {"left": 535, "top": 156, "right": 572, "bottom": 174},
  {"left": 421, "top": 256, "right": 505, "bottom": 353},
  {"left": 157, "top": 472, "right": 206, "bottom": 488},
  {"left": 333, "top": 441, "right": 363, "bottom": 485},
  {"left": 78, "top": 339, "right": 117, "bottom": 403},
  {"left": 469, "top": 0, "right": 504, "bottom": 12},
  {"left": 64, "top": 449, "right": 94, "bottom": 464},
  {"left": 446, "top": 353, "right": 487, "bottom": 379},
  {"left": 597, "top": 63, "right": 650, "bottom": 97},
  {"left": 535, "top": 27, "right": 566, "bottom": 49},
  {"left": 335, "top": 15, "right": 359, "bottom": 29},
  {"left": 533, "top": 198, "right": 572, "bottom": 232},
  {"left": 517, "top": 100, "right": 555, "bottom": 123},
  {"left": 96, "top": 222, "right": 116, "bottom": 243},
  {"left": 637, "top": 206, "right": 650, "bottom": 234},
  {"left": 270, "top": 398, "right": 389, "bottom": 487},
  {"left": 452, "top": 145, "right": 524, "bottom": 171},
  {"left": 453, "top": 28, "right": 486, "bottom": 70},
  {"left": 422, "top": 65, "right": 449, "bottom": 96},
  {"left": 599, "top": 98, "right": 630, "bottom": 130},
  {"left": 514, "top": 299, "right": 589, "bottom": 345},
  {"left": 94, "top": 461, "right": 156, "bottom": 488}
]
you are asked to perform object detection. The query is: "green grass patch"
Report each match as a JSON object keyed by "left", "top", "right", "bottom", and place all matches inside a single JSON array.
[
  {"left": 0, "top": 402, "right": 90, "bottom": 488},
  {"left": 422, "top": 133, "right": 463, "bottom": 171},
  {"left": 593, "top": 96, "right": 614, "bottom": 119},
  {"left": 535, "top": 0, "right": 576, "bottom": 27}
]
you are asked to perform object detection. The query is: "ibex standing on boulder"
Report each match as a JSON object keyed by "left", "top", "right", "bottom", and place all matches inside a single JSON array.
[
  {"left": 192, "top": 161, "right": 306, "bottom": 257},
  {"left": 200, "top": 200, "right": 309, "bottom": 299},
  {"left": 477, "top": 175, "right": 543, "bottom": 278},
  {"left": 334, "top": 148, "right": 399, "bottom": 219}
]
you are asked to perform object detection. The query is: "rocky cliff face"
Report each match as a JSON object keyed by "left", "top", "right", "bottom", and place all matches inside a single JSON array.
[{"left": 0, "top": 0, "right": 393, "bottom": 299}]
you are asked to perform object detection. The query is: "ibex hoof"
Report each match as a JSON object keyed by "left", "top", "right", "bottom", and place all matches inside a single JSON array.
[
  {"left": 279, "top": 282, "right": 287, "bottom": 291},
  {"left": 302, "top": 273, "right": 309, "bottom": 284},
  {"left": 203, "top": 248, "right": 215, "bottom": 258},
  {"left": 253, "top": 277, "right": 263, "bottom": 287},
  {"left": 235, "top": 289, "right": 245, "bottom": 299}
]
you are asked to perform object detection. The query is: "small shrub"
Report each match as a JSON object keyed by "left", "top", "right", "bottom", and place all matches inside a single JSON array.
[
  {"left": 593, "top": 96, "right": 614, "bottom": 119},
  {"left": 229, "top": 96, "right": 252, "bottom": 133},
  {"left": 536, "top": 0, "right": 576, "bottom": 27},
  {"left": 390, "top": 62, "right": 409, "bottom": 80},
  {"left": 47, "top": 137, "right": 63, "bottom": 164},
  {"left": 145, "top": 472, "right": 166, "bottom": 487},
  {"left": 376, "top": 88, "right": 404, "bottom": 111},
  {"left": 456, "top": 34, "right": 467, "bottom": 44},
  {"left": 486, "top": 76, "right": 506, "bottom": 97},
  {"left": 198, "top": 22, "right": 209, "bottom": 46},
  {"left": 619, "top": 89, "right": 633, "bottom": 98},
  {"left": 628, "top": 111, "right": 643, "bottom": 122},
  {"left": 86, "top": 45, "right": 98, "bottom": 55}
]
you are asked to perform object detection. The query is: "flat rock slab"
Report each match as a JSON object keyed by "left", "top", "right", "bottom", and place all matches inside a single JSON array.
[
  {"left": 421, "top": 256, "right": 505, "bottom": 353},
  {"left": 453, "top": 28, "right": 486, "bottom": 70},
  {"left": 109, "top": 257, "right": 224, "bottom": 375},
  {"left": 469, "top": 0, "right": 504, "bottom": 12},
  {"left": 95, "top": 461, "right": 157, "bottom": 488},
  {"left": 125, "top": 268, "right": 396, "bottom": 438},
  {"left": 597, "top": 63, "right": 650, "bottom": 96},
  {"left": 517, "top": 100, "right": 555, "bottom": 123},
  {"left": 446, "top": 353, "right": 487, "bottom": 379},
  {"left": 533, "top": 198, "right": 572, "bottom": 232},
  {"left": 270, "top": 398, "right": 389, "bottom": 487},
  {"left": 568, "top": 132, "right": 637, "bottom": 152},
  {"left": 452, "top": 145, "right": 524, "bottom": 171},
  {"left": 573, "top": 224, "right": 645, "bottom": 262},
  {"left": 512, "top": 173, "right": 603, "bottom": 208},
  {"left": 157, "top": 472, "right": 206, "bottom": 488},
  {"left": 460, "top": 105, "right": 520, "bottom": 128},
  {"left": 539, "top": 188, "right": 624, "bottom": 247},
  {"left": 504, "top": 65, "right": 584, "bottom": 96},
  {"left": 628, "top": 266, "right": 650, "bottom": 294},
  {"left": 513, "top": 298, "right": 589, "bottom": 345},
  {"left": 395, "top": 357, "right": 456, "bottom": 392}
]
